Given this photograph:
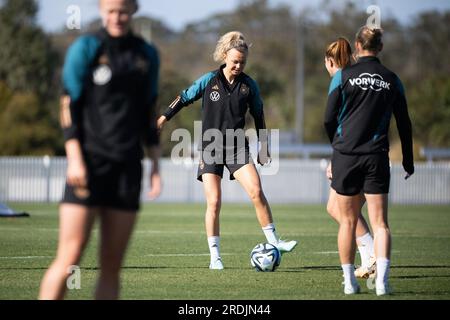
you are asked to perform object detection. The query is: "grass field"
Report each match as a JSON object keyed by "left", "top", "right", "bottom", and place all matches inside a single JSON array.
[{"left": 0, "top": 203, "right": 450, "bottom": 300}]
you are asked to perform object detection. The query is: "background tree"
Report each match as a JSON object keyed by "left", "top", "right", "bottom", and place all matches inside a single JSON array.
[
  {"left": 0, "top": 0, "right": 60, "bottom": 155},
  {"left": 0, "top": 0, "right": 448, "bottom": 157}
]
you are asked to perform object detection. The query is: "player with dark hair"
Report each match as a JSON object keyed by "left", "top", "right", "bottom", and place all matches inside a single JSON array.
[
  {"left": 324, "top": 37, "right": 376, "bottom": 280},
  {"left": 39, "top": 0, "right": 161, "bottom": 300}
]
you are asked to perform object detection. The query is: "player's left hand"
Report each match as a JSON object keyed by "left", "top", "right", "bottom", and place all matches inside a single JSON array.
[{"left": 257, "top": 142, "right": 272, "bottom": 166}]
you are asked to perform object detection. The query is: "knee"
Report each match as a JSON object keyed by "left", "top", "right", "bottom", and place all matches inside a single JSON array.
[
  {"left": 55, "top": 245, "right": 84, "bottom": 268},
  {"left": 248, "top": 187, "right": 264, "bottom": 204},
  {"left": 326, "top": 202, "right": 337, "bottom": 218},
  {"left": 371, "top": 215, "right": 389, "bottom": 231},
  {"left": 373, "top": 224, "right": 390, "bottom": 235},
  {"left": 206, "top": 196, "right": 221, "bottom": 213},
  {"left": 340, "top": 215, "right": 358, "bottom": 228}
]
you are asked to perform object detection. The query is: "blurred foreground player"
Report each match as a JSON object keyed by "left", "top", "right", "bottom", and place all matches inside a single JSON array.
[{"left": 40, "top": 0, "right": 161, "bottom": 300}]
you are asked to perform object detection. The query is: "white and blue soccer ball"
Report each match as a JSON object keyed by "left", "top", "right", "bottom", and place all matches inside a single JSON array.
[{"left": 250, "top": 243, "right": 281, "bottom": 272}]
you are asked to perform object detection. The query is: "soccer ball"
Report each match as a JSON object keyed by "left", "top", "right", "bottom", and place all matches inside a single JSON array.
[{"left": 250, "top": 243, "right": 281, "bottom": 272}]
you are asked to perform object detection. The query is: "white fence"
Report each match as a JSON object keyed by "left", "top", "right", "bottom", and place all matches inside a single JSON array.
[{"left": 0, "top": 157, "right": 449, "bottom": 205}]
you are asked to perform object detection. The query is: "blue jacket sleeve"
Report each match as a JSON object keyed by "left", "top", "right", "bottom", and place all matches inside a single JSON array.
[
  {"left": 61, "top": 35, "right": 100, "bottom": 142},
  {"left": 324, "top": 70, "right": 343, "bottom": 144},
  {"left": 163, "top": 71, "right": 216, "bottom": 121}
]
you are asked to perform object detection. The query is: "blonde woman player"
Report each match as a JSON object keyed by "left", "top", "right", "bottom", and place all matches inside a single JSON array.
[{"left": 157, "top": 31, "right": 297, "bottom": 270}]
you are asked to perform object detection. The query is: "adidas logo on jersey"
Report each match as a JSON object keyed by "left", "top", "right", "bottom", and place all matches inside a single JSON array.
[{"left": 349, "top": 73, "right": 390, "bottom": 92}]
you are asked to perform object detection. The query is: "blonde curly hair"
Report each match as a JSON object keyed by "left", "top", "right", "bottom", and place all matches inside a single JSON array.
[{"left": 213, "top": 31, "right": 249, "bottom": 63}]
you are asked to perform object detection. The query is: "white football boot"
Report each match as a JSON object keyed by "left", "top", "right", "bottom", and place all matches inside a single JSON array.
[
  {"left": 355, "top": 255, "right": 377, "bottom": 279},
  {"left": 209, "top": 257, "right": 224, "bottom": 270},
  {"left": 275, "top": 239, "right": 298, "bottom": 254},
  {"left": 344, "top": 282, "right": 361, "bottom": 295}
]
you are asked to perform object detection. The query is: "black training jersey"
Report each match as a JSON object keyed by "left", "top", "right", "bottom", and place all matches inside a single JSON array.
[
  {"left": 324, "top": 56, "right": 413, "bottom": 171},
  {"left": 61, "top": 28, "right": 160, "bottom": 161},
  {"left": 165, "top": 65, "right": 265, "bottom": 150}
]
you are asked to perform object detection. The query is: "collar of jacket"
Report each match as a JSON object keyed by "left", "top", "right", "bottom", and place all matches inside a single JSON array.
[
  {"left": 356, "top": 55, "right": 381, "bottom": 64},
  {"left": 98, "top": 27, "right": 134, "bottom": 49}
]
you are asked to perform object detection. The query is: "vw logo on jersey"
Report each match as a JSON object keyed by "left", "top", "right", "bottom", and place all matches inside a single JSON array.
[
  {"left": 349, "top": 73, "right": 391, "bottom": 92},
  {"left": 93, "top": 64, "right": 112, "bottom": 85},
  {"left": 210, "top": 91, "right": 221, "bottom": 102}
]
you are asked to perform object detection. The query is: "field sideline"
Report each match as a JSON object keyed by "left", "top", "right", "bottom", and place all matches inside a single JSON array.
[{"left": 0, "top": 203, "right": 449, "bottom": 300}]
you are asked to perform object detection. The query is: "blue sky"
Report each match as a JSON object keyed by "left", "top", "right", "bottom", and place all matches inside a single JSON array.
[{"left": 37, "top": 0, "right": 450, "bottom": 32}]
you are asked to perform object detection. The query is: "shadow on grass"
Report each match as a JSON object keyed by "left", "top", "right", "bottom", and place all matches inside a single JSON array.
[
  {"left": 2, "top": 264, "right": 450, "bottom": 273},
  {"left": 390, "top": 290, "right": 450, "bottom": 296},
  {"left": 392, "top": 265, "right": 450, "bottom": 269},
  {"left": 392, "top": 274, "right": 450, "bottom": 279},
  {"left": 0, "top": 266, "right": 171, "bottom": 271}
]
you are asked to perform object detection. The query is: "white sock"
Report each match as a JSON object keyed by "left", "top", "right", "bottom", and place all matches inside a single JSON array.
[
  {"left": 376, "top": 257, "right": 390, "bottom": 287},
  {"left": 207, "top": 236, "right": 220, "bottom": 261},
  {"left": 262, "top": 223, "right": 279, "bottom": 245},
  {"left": 356, "top": 232, "right": 374, "bottom": 268},
  {"left": 342, "top": 264, "right": 357, "bottom": 287}
]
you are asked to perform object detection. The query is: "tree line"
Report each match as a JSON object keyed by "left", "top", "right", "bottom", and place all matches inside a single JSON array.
[{"left": 0, "top": 0, "right": 449, "bottom": 158}]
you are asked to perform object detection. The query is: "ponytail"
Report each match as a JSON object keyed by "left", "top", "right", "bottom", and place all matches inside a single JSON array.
[{"left": 325, "top": 37, "right": 352, "bottom": 68}]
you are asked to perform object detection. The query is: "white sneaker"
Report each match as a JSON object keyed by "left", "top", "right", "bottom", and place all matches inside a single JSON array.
[
  {"left": 209, "top": 258, "right": 224, "bottom": 270},
  {"left": 355, "top": 256, "right": 377, "bottom": 279},
  {"left": 276, "top": 240, "right": 298, "bottom": 254},
  {"left": 344, "top": 282, "right": 361, "bottom": 295},
  {"left": 376, "top": 282, "right": 391, "bottom": 296}
]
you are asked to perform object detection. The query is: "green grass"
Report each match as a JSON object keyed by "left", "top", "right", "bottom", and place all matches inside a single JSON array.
[{"left": 0, "top": 203, "right": 450, "bottom": 300}]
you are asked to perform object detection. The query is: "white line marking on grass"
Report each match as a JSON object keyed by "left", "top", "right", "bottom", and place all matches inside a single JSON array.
[
  {"left": 144, "top": 253, "right": 233, "bottom": 257},
  {"left": 0, "top": 227, "right": 58, "bottom": 232},
  {"left": 135, "top": 230, "right": 201, "bottom": 234},
  {"left": 314, "top": 251, "right": 339, "bottom": 254},
  {"left": 0, "top": 256, "right": 53, "bottom": 260},
  {"left": 312, "top": 250, "right": 401, "bottom": 255}
]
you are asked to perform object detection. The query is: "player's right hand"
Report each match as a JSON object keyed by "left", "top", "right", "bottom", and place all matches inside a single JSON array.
[
  {"left": 157, "top": 116, "right": 167, "bottom": 131},
  {"left": 148, "top": 170, "right": 162, "bottom": 200},
  {"left": 326, "top": 162, "right": 332, "bottom": 180},
  {"left": 66, "top": 159, "right": 87, "bottom": 188}
]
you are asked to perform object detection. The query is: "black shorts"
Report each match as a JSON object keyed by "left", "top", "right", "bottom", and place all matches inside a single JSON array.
[
  {"left": 197, "top": 147, "right": 252, "bottom": 181},
  {"left": 62, "top": 153, "right": 142, "bottom": 211},
  {"left": 331, "top": 151, "right": 390, "bottom": 196}
]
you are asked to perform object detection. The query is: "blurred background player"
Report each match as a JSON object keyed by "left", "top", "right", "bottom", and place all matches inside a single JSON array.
[
  {"left": 324, "top": 27, "right": 414, "bottom": 295},
  {"left": 324, "top": 37, "right": 376, "bottom": 280},
  {"left": 157, "top": 31, "right": 297, "bottom": 270},
  {"left": 39, "top": 0, "right": 161, "bottom": 299}
]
